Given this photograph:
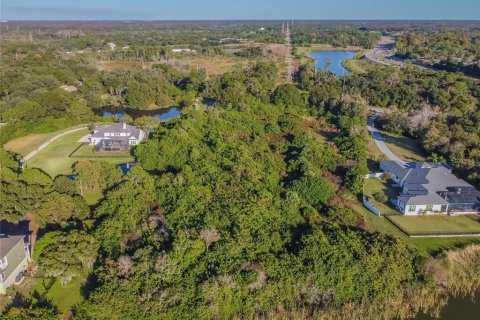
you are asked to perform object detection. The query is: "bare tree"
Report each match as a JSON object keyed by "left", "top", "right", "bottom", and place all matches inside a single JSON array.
[
  {"left": 199, "top": 228, "right": 221, "bottom": 250},
  {"left": 117, "top": 255, "right": 134, "bottom": 278}
]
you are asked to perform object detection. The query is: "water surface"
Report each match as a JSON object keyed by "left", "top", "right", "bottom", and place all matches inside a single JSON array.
[
  {"left": 94, "top": 105, "right": 181, "bottom": 121},
  {"left": 415, "top": 293, "right": 480, "bottom": 320},
  {"left": 309, "top": 50, "right": 356, "bottom": 76}
]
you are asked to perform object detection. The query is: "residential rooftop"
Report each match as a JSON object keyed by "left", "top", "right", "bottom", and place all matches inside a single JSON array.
[{"left": 381, "top": 161, "right": 479, "bottom": 206}]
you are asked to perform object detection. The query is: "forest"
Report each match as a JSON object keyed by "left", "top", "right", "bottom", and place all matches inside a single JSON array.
[
  {"left": 395, "top": 31, "right": 480, "bottom": 77},
  {"left": 1, "top": 21, "right": 480, "bottom": 319}
]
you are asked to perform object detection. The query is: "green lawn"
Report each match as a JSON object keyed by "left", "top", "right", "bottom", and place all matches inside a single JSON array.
[
  {"left": 26, "top": 129, "right": 133, "bottom": 178},
  {"left": 387, "top": 215, "right": 480, "bottom": 236},
  {"left": 30, "top": 276, "right": 85, "bottom": 314},
  {"left": 83, "top": 191, "right": 104, "bottom": 206},
  {"left": 361, "top": 207, "right": 480, "bottom": 253},
  {"left": 363, "top": 178, "right": 400, "bottom": 215},
  {"left": 411, "top": 237, "right": 480, "bottom": 254},
  {"left": 380, "top": 130, "right": 426, "bottom": 162}
]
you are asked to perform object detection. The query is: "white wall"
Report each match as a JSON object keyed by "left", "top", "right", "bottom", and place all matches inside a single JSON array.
[{"left": 403, "top": 204, "right": 445, "bottom": 215}]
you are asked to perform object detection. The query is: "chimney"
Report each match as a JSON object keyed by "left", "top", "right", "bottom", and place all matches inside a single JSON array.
[{"left": 123, "top": 123, "right": 126, "bottom": 130}]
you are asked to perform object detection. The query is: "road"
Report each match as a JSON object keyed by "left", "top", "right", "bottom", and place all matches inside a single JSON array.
[
  {"left": 367, "top": 113, "right": 407, "bottom": 167},
  {"left": 21, "top": 126, "right": 88, "bottom": 163}
]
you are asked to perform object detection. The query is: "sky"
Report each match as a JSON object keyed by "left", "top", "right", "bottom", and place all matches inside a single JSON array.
[{"left": 1, "top": 0, "right": 479, "bottom": 21}]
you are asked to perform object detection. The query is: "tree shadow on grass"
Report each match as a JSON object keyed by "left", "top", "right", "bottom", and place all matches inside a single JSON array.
[{"left": 80, "top": 272, "right": 98, "bottom": 299}]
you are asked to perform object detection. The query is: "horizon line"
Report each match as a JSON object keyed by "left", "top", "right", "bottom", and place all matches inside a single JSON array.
[{"left": 2, "top": 19, "right": 480, "bottom": 22}]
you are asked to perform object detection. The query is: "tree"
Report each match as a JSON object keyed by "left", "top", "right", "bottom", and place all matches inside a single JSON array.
[
  {"left": 272, "top": 84, "right": 305, "bottom": 108},
  {"left": 36, "top": 230, "right": 99, "bottom": 285},
  {"left": 73, "top": 160, "right": 123, "bottom": 193}
]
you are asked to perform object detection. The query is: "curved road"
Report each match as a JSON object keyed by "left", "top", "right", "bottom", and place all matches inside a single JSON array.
[
  {"left": 21, "top": 126, "right": 88, "bottom": 163},
  {"left": 367, "top": 113, "right": 407, "bottom": 167}
]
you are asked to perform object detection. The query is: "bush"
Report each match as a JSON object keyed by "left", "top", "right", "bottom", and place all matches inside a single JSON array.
[
  {"left": 373, "top": 191, "right": 388, "bottom": 203},
  {"left": 291, "top": 175, "right": 335, "bottom": 208}
]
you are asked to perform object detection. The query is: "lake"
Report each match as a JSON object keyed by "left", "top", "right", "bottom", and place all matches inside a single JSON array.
[
  {"left": 309, "top": 50, "right": 356, "bottom": 76},
  {"left": 415, "top": 293, "right": 480, "bottom": 320},
  {"left": 94, "top": 105, "right": 181, "bottom": 121}
]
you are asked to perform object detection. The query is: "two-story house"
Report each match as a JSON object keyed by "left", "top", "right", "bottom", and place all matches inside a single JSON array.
[
  {"left": 89, "top": 123, "right": 145, "bottom": 152},
  {"left": 0, "top": 235, "right": 31, "bottom": 295}
]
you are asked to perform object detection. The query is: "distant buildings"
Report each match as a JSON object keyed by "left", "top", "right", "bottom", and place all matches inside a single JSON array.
[
  {"left": 172, "top": 48, "right": 196, "bottom": 53},
  {"left": 89, "top": 123, "right": 145, "bottom": 152},
  {"left": 380, "top": 161, "right": 480, "bottom": 215}
]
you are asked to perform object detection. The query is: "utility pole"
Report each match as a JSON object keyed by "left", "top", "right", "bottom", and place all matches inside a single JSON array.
[{"left": 285, "top": 23, "right": 293, "bottom": 83}]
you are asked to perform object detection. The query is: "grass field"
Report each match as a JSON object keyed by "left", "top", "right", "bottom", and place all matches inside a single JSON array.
[
  {"left": 380, "top": 130, "right": 426, "bottom": 162},
  {"left": 31, "top": 276, "right": 85, "bottom": 313},
  {"left": 360, "top": 206, "right": 480, "bottom": 253},
  {"left": 97, "top": 55, "right": 253, "bottom": 76},
  {"left": 343, "top": 57, "right": 379, "bottom": 74},
  {"left": 26, "top": 129, "right": 133, "bottom": 177},
  {"left": 4, "top": 132, "right": 58, "bottom": 156},
  {"left": 387, "top": 215, "right": 480, "bottom": 236},
  {"left": 363, "top": 178, "right": 400, "bottom": 215}
]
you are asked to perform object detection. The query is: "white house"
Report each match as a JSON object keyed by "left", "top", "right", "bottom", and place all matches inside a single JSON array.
[
  {"left": 0, "top": 235, "right": 31, "bottom": 295},
  {"left": 89, "top": 123, "right": 145, "bottom": 152},
  {"left": 380, "top": 161, "right": 480, "bottom": 215}
]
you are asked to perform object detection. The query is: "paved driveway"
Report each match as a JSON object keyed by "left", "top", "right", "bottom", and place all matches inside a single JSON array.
[{"left": 367, "top": 113, "right": 407, "bottom": 166}]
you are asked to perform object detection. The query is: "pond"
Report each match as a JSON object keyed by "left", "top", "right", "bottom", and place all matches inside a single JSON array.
[
  {"left": 309, "top": 50, "right": 356, "bottom": 76},
  {"left": 94, "top": 105, "right": 181, "bottom": 121},
  {"left": 415, "top": 293, "right": 480, "bottom": 320}
]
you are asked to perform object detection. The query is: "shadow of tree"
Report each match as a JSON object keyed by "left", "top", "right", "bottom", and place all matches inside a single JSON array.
[{"left": 80, "top": 272, "right": 98, "bottom": 299}]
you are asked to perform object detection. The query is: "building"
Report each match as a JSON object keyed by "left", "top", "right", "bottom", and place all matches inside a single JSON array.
[
  {"left": 0, "top": 235, "right": 31, "bottom": 294},
  {"left": 172, "top": 48, "right": 196, "bottom": 53},
  {"left": 380, "top": 161, "right": 480, "bottom": 215},
  {"left": 89, "top": 123, "right": 145, "bottom": 152}
]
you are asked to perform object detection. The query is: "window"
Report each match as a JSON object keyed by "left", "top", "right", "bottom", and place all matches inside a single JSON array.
[
  {"left": 0, "top": 257, "right": 7, "bottom": 269},
  {"left": 0, "top": 272, "right": 5, "bottom": 282},
  {"left": 408, "top": 205, "right": 416, "bottom": 213},
  {"left": 426, "top": 204, "right": 433, "bottom": 211}
]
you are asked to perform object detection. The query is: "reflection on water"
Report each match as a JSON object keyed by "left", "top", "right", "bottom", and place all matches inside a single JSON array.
[
  {"left": 95, "top": 105, "right": 181, "bottom": 121},
  {"left": 309, "top": 50, "right": 356, "bottom": 76},
  {"left": 415, "top": 293, "right": 480, "bottom": 320}
]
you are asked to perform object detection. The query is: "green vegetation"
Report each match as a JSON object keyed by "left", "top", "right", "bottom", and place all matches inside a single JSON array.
[
  {"left": 387, "top": 215, "right": 480, "bottom": 236},
  {"left": 2, "top": 22, "right": 480, "bottom": 319},
  {"left": 395, "top": 31, "right": 480, "bottom": 77},
  {"left": 379, "top": 130, "right": 427, "bottom": 162},
  {"left": 26, "top": 129, "right": 89, "bottom": 177},
  {"left": 24, "top": 129, "right": 133, "bottom": 177},
  {"left": 363, "top": 178, "right": 400, "bottom": 215}
]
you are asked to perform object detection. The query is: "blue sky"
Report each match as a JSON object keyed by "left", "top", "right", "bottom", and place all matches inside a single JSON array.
[{"left": 1, "top": 0, "right": 479, "bottom": 20}]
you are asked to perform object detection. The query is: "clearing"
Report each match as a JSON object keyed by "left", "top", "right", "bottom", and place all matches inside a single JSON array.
[
  {"left": 97, "top": 55, "right": 253, "bottom": 76},
  {"left": 26, "top": 129, "right": 133, "bottom": 177},
  {"left": 387, "top": 215, "right": 480, "bottom": 236},
  {"left": 4, "top": 132, "right": 57, "bottom": 156}
]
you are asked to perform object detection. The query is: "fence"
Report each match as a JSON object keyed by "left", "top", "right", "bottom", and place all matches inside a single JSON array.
[
  {"left": 363, "top": 196, "right": 381, "bottom": 216},
  {"left": 365, "top": 172, "right": 383, "bottom": 179}
]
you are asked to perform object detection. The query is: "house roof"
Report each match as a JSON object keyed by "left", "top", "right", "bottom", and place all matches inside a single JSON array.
[
  {"left": 0, "top": 235, "right": 25, "bottom": 259},
  {"left": 381, "top": 161, "right": 478, "bottom": 207},
  {"left": 91, "top": 123, "right": 142, "bottom": 140}
]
